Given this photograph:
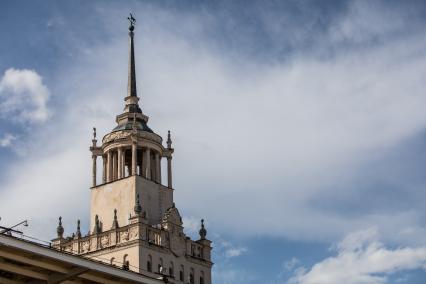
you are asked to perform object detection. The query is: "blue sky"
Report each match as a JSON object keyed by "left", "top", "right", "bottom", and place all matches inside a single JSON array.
[{"left": 1, "top": 1, "right": 426, "bottom": 283}]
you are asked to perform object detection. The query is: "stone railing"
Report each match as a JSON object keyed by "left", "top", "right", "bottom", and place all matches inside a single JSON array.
[
  {"left": 52, "top": 221, "right": 211, "bottom": 263},
  {"left": 52, "top": 222, "right": 167, "bottom": 255}
]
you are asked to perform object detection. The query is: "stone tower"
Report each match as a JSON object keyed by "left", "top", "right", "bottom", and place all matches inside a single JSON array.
[{"left": 52, "top": 15, "right": 213, "bottom": 284}]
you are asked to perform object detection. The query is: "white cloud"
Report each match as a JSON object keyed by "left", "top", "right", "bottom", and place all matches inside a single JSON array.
[
  {"left": 1, "top": 2, "right": 426, "bottom": 247},
  {"left": 284, "top": 258, "right": 301, "bottom": 271},
  {"left": 225, "top": 247, "right": 247, "bottom": 258},
  {"left": 288, "top": 228, "right": 426, "bottom": 284},
  {"left": 0, "top": 133, "right": 16, "bottom": 147},
  {"left": 0, "top": 68, "right": 50, "bottom": 124}
]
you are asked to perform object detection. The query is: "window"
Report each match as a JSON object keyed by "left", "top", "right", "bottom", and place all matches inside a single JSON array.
[
  {"left": 147, "top": 255, "right": 152, "bottom": 272},
  {"left": 190, "top": 268, "right": 194, "bottom": 284},
  {"left": 158, "top": 258, "right": 163, "bottom": 273},
  {"left": 122, "top": 254, "right": 129, "bottom": 270},
  {"left": 169, "top": 261, "right": 174, "bottom": 277},
  {"left": 180, "top": 265, "right": 184, "bottom": 281},
  {"left": 110, "top": 257, "right": 115, "bottom": 266},
  {"left": 200, "top": 271, "right": 205, "bottom": 284}
]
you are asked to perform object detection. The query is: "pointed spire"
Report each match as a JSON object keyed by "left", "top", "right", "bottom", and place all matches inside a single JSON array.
[
  {"left": 199, "top": 219, "right": 207, "bottom": 240},
  {"left": 167, "top": 130, "right": 172, "bottom": 149},
  {"left": 57, "top": 216, "right": 64, "bottom": 238},
  {"left": 76, "top": 219, "right": 81, "bottom": 238},
  {"left": 93, "top": 214, "right": 101, "bottom": 234},
  {"left": 112, "top": 209, "right": 119, "bottom": 229},
  {"left": 134, "top": 193, "right": 142, "bottom": 215},
  {"left": 127, "top": 13, "right": 137, "bottom": 98}
]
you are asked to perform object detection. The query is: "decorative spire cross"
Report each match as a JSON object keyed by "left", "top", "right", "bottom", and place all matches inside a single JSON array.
[{"left": 127, "top": 13, "right": 136, "bottom": 30}]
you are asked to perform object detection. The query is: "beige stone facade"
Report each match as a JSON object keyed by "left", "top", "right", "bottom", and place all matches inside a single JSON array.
[{"left": 52, "top": 16, "right": 213, "bottom": 284}]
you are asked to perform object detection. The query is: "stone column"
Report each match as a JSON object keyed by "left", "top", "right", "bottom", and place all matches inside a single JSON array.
[
  {"left": 92, "top": 155, "right": 97, "bottom": 187},
  {"left": 107, "top": 150, "right": 113, "bottom": 182},
  {"left": 132, "top": 142, "right": 137, "bottom": 176},
  {"left": 155, "top": 152, "right": 161, "bottom": 183},
  {"left": 141, "top": 149, "right": 147, "bottom": 177},
  {"left": 112, "top": 150, "right": 117, "bottom": 181},
  {"left": 117, "top": 147, "right": 123, "bottom": 179},
  {"left": 102, "top": 156, "right": 107, "bottom": 183},
  {"left": 146, "top": 148, "right": 151, "bottom": 180},
  {"left": 167, "top": 156, "right": 172, "bottom": 188}
]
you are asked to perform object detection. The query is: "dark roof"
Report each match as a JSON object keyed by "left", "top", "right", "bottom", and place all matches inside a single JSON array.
[{"left": 112, "top": 119, "right": 153, "bottom": 133}]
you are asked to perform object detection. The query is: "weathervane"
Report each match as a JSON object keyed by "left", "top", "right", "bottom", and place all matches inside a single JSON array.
[{"left": 127, "top": 13, "right": 136, "bottom": 31}]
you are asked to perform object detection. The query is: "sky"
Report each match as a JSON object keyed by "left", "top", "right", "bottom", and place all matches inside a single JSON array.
[{"left": 1, "top": 0, "right": 426, "bottom": 283}]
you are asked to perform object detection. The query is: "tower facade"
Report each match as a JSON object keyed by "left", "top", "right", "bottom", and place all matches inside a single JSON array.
[{"left": 52, "top": 15, "right": 213, "bottom": 284}]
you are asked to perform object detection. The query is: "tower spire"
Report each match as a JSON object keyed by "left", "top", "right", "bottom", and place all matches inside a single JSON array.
[
  {"left": 122, "top": 13, "right": 142, "bottom": 115},
  {"left": 127, "top": 13, "right": 137, "bottom": 98}
]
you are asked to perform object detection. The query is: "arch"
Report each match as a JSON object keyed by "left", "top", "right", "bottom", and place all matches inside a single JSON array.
[
  {"left": 169, "top": 261, "right": 174, "bottom": 277},
  {"left": 179, "top": 265, "right": 184, "bottom": 281},
  {"left": 190, "top": 267, "right": 194, "bottom": 284},
  {"left": 110, "top": 257, "right": 115, "bottom": 266},
  {"left": 200, "top": 270, "right": 205, "bottom": 284},
  {"left": 122, "top": 254, "right": 129, "bottom": 270},
  {"left": 147, "top": 254, "right": 152, "bottom": 272},
  {"left": 158, "top": 257, "right": 163, "bottom": 273}
]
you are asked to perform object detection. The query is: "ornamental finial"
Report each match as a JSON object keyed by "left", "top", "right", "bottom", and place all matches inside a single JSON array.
[
  {"left": 134, "top": 193, "right": 142, "bottom": 215},
  {"left": 199, "top": 219, "right": 207, "bottom": 240},
  {"left": 76, "top": 219, "right": 81, "bottom": 238},
  {"left": 167, "top": 130, "right": 172, "bottom": 149},
  {"left": 57, "top": 216, "right": 64, "bottom": 238},
  {"left": 93, "top": 214, "right": 101, "bottom": 234},
  {"left": 93, "top": 127, "right": 96, "bottom": 139},
  {"left": 112, "top": 209, "right": 119, "bottom": 229}
]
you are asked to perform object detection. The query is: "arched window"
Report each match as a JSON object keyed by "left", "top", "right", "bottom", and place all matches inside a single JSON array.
[
  {"left": 190, "top": 268, "right": 194, "bottom": 284},
  {"left": 179, "top": 265, "right": 184, "bottom": 281},
  {"left": 158, "top": 257, "right": 163, "bottom": 273},
  {"left": 200, "top": 271, "right": 205, "bottom": 284},
  {"left": 169, "top": 261, "right": 174, "bottom": 277},
  {"left": 147, "top": 254, "right": 152, "bottom": 272},
  {"left": 110, "top": 257, "right": 115, "bottom": 266},
  {"left": 122, "top": 254, "right": 129, "bottom": 270}
]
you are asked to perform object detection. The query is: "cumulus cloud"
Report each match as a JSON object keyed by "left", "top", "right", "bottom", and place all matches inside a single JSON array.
[
  {"left": 288, "top": 228, "right": 426, "bottom": 284},
  {"left": 1, "top": 1, "right": 426, "bottom": 248},
  {"left": 0, "top": 133, "right": 16, "bottom": 147},
  {"left": 0, "top": 68, "right": 50, "bottom": 124}
]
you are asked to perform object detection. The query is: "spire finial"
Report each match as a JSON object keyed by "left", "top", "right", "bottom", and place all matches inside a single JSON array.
[
  {"left": 127, "top": 13, "right": 138, "bottom": 99},
  {"left": 76, "top": 219, "right": 81, "bottom": 238},
  {"left": 112, "top": 209, "right": 119, "bottom": 229},
  {"left": 57, "top": 216, "right": 64, "bottom": 238},
  {"left": 167, "top": 130, "right": 172, "bottom": 149},
  {"left": 93, "top": 214, "right": 101, "bottom": 234},
  {"left": 199, "top": 219, "right": 207, "bottom": 240},
  {"left": 134, "top": 193, "right": 142, "bottom": 214},
  {"left": 127, "top": 13, "right": 136, "bottom": 31},
  {"left": 93, "top": 127, "right": 96, "bottom": 139}
]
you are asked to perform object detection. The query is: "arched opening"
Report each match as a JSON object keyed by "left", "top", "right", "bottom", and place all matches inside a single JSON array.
[
  {"left": 179, "top": 265, "right": 184, "bottom": 281},
  {"left": 110, "top": 257, "right": 115, "bottom": 266},
  {"left": 169, "top": 261, "right": 174, "bottom": 277},
  {"left": 122, "top": 254, "right": 129, "bottom": 270},
  {"left": 190, "top": 268, "right": 194, "bottom": 284},
  {"left": 158, "top": 257, "right": 163, "bottom": 273},
  {"left": 147, "top": 254, "right": 152, "bottom": 272},
  {"left": 200, "top": 271, "right": 205, "bottom": 284}
]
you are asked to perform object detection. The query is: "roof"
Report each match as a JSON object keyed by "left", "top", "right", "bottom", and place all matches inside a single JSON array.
[
  {"left": 112, "top": 119, "right": 153, "bottom": 133},
  {"left": 0, "top": 234, "right": 163, "bottom": 284}
]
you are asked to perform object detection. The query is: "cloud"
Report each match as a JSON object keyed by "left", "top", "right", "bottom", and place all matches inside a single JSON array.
[
  {"left": 0, "top": 68, "right": 50, "bottom": 124},
  {"left": 288, "top": 228, "right": 426, "bottom": 284},
  {"left": 225, "top": 247, "right": 247, "bottom": 258},
  {"left": 284, "top": 258, "right": 301, "bottom": 271},
  {"left": 1, "top": 1, "right": 426, "bottom": 248},
  {"left": 0, "top": 133, "right": 16, "bottom": 147}
]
